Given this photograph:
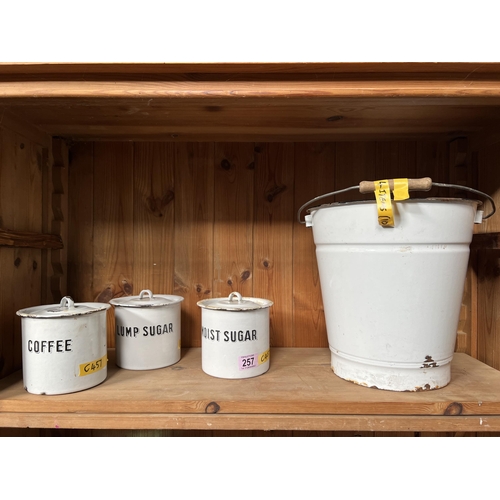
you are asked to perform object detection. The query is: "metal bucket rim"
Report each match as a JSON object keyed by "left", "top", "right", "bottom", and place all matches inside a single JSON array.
[{"left": 307, "top": 197, "right": 481, "bottom": 214}]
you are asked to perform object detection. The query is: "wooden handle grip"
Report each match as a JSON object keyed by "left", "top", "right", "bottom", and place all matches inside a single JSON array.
[{"left": 359, "top": 177, "right": 432, "bottom": 194}]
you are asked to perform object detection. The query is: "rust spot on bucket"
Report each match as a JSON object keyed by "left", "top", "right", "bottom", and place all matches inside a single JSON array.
[
  {"left": 422, "top": 355, "right": 439, "bottom": 368},
  {"left": 205, "top": 402, "right": 220, "bottom": 414},
  {"left": 444, "top": 402, "right": 463, "bottom": 416},
  {"left": 412, "top": 384, "right": 432, "bottom": 392}
]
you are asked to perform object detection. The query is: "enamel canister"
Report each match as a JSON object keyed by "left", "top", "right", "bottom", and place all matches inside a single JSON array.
[
  {"left": 197, "top": 292, "right": 273, "bottom": 379},
  {"left": 16, "top": 296, "right": 110, "bottom": 395},
  {"left": 110, "top": 289, "right": 184, "bottom": 370}
]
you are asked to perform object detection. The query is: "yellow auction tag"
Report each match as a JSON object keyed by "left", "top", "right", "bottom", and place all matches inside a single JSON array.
[
  {"left": 393, "top": 178, "right": 410, "bottom": 201},
  {"left": 79, "top": 355, "right": 107, "bottom": 377},
  {"left": 258, "top": 349, "right": 270, "bottom": 365},
  {"left": 374, "top": 179, "right": 394, "bottom": 227}
]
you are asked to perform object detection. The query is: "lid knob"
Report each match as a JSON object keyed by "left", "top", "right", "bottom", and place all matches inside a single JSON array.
[
  {"left": 228, "top": 292, "right": 243, "bottom": 303},
  {"left": 59, "top": 296, "right": 75, "bottom": 309},
  {"left": 139, "top": 289, "right": 154, "bottom": 300}
]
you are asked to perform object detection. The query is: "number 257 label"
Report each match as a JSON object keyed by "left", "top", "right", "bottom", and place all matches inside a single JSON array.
[{"left": 239, "top": 349, "right": 270, "bottom": 370}]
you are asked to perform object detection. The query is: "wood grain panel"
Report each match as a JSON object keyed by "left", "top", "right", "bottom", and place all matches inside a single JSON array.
[
  {"left": 93, "top": 142, "right": 134, "bottom": 347},
  {"left": 416, "top": 141, "right": 450, "bottom": 197},
  {"left": 375, "top": 141, "right": 417, "bottom": 180},
  {"left": 293, "top": 143, "right": 335, "bottom": 347},
  {"left": 133, "top": 143, "right": 175, "bottom": 294},
  {"left": 0, "top": 129, "right": 44, "bottom": 231},
  {"left": 213, "top": 143, "right": 254, "bottom": 299},
  {"left": 67, "top": 142, "right": 94, "bottom": 302},
  {"left": 476, "top": 140, "right": 500, "bottom": 368},
  {"left": 477, "top": 250, "right": 500, "bottom": 369},
  {"left": 2, "top": 62, "right": 499, "bottom": 76},
  {"left": 477, "top": 141, "right": 500, "bottom": 234},
  {"left": 335, "top": 142, "right": 377, "bottom": 202},
  {"left": 254, "top": 144, "right": 295, "bottom": 347},
  {"left": 0, "top": 127, "right": 43, "bottom": 377},
  {"left": 174, "top": 143, "right": 214, "bottom": 347},
  {"left": 9, "top": 102, "right": 500, "bottom": 143},
  {"left": 48, "top": 138, "right": 68, "bottom": 302},
  {"left": 0, "top": 109, "right": 50, "bottom": 148},
  {"left": 477, "top": 140, "right": 500, "bottom": 368}
]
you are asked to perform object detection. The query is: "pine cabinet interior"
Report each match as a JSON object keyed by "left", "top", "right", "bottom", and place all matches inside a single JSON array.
[{"left": 2, "top": 62, "right": 500, "bottom": 436}]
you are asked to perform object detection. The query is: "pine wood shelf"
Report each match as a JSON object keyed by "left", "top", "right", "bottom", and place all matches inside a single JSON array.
[
  {"left": 1, "top": 348, "right": 500, "bottom": 432},
  {"left": 3, "top": 63, "right": 500, "bottom": 436},
  {"left": 3, "top": 62, "right": 500, "bottom": 141}
]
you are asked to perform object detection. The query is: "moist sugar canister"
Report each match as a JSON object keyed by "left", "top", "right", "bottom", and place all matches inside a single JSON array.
[{"left": 197, "top": 292, "right": 273, "bottom": 379}]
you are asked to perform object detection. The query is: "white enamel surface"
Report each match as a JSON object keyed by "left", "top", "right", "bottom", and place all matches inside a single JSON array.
[
  {"left": 112, "top": 294, "right": 183, "bottom": 370},
  {"left": 20, "top": 306, "right": 109, "bottom": 395},
  {"left": 308, "top": 198, "right": 477, "bottom": 391},
  {"left": 200, "top": 306, "right": 270, "bottom": 379},
  {"left": 17, "top": 297, "right": 109, "bottom": 318},
  {"left": 198, "top": 291, "right": 273, "bottom": 311},
  {"left": 110, "top": 290, "right": 183, "bottom": 308}
]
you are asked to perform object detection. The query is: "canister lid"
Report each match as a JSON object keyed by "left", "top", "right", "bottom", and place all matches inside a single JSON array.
[
  {"left": 109, "top": 289, "right": 184, "bottom": 308},
  {"left": 16, "top": 296, "right": 111, "bottom": 318},
  {"left": 197, "top": 292, "right": 273, "bottom": 311}
]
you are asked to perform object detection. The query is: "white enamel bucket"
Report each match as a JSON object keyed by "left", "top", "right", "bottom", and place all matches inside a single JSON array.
[
  {"left": 110, "top": 289, "right": 184, "bottom": 370},
  {"left": 16, "top": 296, "right": 110, "bottom": 395},
  {"left": 198, "top": 292, "right": 273, "bottom": 379},
  {"left": 298, "top": 177, "right": 495, "bottom": 392}
]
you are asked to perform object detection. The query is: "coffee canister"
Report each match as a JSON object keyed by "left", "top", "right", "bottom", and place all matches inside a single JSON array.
[
  {"left": 110, "top": 289, "right": 184, "bottom": 370},
  {"left": 16, "top": 296, "right": 110, "bottom": 395},
  {"left": 197, "top": 292, "right": 273, "bottom": 379}
]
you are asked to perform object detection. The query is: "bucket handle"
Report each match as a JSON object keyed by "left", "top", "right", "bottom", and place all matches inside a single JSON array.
[{"left": 297, "top": 177, "right": 496, "bottom": 224}]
